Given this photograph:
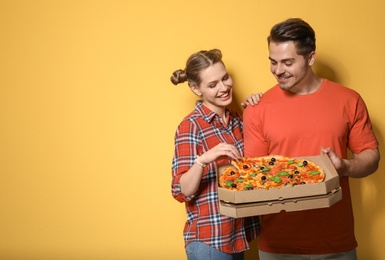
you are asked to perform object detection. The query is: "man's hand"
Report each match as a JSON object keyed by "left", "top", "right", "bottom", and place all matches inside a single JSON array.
[
  {"left": 321, "top": 147, "right": 345, "bottom": 174},
  {"left": 322, "top": 147, "right": 380, "bottom": 178}
]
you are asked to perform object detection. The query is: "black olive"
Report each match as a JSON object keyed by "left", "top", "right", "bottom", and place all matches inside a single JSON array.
[
  {"left": 243, "top": 165, "right": 249, "bottom": 169},
  {"left": 294, "top": 170, "right": 300, "bottom": 174},
  {"left": 231, "top": 184, "right": 237, "bottom": 188},
  {"left": 271, "top": 157, "right": 276, "bottom": 162},
  {"left": 269, "top": 161, "right": 274, "bottom": 165},
  {"left": 288, "top": 174, "right": 293, "bottom": 179},
  {"left": 230, "top": 171, "right": 235, "bottom": 175},
  {"left": 303, "top": 160, "right": 308, "bottom": 166},
  {"left": 300, "top": 182, "right": 306, "bottom": 185},
  {"left": 260, "top": 166, "right": 265, "bottom": 170},
  {"left": 261, "top": 176, "right": 267, "bottom": 180}
]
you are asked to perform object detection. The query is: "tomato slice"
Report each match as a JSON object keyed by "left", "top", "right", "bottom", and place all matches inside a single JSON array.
[{"left": 222, "top": 170, "right": 240, "bottom": 181}]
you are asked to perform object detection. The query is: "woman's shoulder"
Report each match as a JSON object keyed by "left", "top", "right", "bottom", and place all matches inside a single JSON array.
[{"left": 176, "top": 108, "right": 207, "bottom": 131}]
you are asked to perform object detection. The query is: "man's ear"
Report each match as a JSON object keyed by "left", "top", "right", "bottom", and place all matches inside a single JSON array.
[
  {"left": 189, "top": 84, "right": 202, "bottom": 96},
  {"left": 308, "top": 51, "right": 316, "bottom": 65}
]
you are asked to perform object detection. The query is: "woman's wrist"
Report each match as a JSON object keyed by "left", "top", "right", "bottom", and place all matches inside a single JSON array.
[{"left": 194, "top": 155, "right": 207, "bottom": 168}]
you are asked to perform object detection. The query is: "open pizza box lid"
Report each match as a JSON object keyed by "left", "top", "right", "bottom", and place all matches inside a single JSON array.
[
  {"left": 219, "top": 187, "right": 342, "bottom": 218},
  {"left": 217, "top": 152, "right": 341, "bottom": 205}
]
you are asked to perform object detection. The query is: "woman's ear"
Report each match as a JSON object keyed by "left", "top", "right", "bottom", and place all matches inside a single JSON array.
[{"left": 189, "top": 84, "right": 202, "bottom": 96}]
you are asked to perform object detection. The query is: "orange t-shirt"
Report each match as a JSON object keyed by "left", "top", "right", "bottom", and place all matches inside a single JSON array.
[{"left": 243, "top": 79, "right": 378, "bottom": 254}]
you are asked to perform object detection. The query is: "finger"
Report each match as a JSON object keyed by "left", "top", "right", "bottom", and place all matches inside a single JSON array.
[
  {"left": 226, "top": 151, "right": 238, "bottom": 160},
  {"left": 245, "top": 99, "right": 255, "bottom": 106},
  {"left": 252, "top": 96, "right": 259, "bottom": 103},
  {"left": 251, "top": 93, "right": 262, "bottom": 104},
  {"left": 321, "top": 147, "right": 329, "bottom": 153},
  {"left": 227, "top": 149, "right": 242, "bottom": 159},
  {"left": 256, "top": 92, "right": 264, "bottom": 100}
]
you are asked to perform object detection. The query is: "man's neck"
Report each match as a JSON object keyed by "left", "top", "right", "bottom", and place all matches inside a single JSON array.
[{"left": 291, "top": 72, "right": 322, "bottom": 95}]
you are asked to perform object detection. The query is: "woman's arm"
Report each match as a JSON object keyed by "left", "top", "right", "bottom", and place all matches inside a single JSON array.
[{"left": 179, "top": 143, "right": 242, "bottom": 196}]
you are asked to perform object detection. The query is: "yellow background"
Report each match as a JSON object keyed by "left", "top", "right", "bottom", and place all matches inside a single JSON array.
[{"left": 0, "top": 1, "right": 384, "bottom": 259}]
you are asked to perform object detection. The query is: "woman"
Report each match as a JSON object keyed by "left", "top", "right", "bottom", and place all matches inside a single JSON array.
[{"left": 170, "top": 49, "right": 261, "bottom": 260}]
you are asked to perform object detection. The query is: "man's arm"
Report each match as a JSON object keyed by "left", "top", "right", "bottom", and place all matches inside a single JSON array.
[{"left": 322, "top": 147, "right": 380, "bottom": 178}]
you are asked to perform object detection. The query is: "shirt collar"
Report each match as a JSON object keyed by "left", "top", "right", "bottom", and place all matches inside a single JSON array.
[{"left": 195, "top": 100, "right": 232, "bottom": 123}]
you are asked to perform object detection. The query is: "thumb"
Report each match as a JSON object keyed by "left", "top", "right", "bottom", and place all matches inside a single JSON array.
[{"left": 321, "top": 147, "right": 330, "bottom": 154}]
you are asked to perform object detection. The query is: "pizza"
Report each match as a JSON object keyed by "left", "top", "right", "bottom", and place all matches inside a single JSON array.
[{"left": 219, "top": 155, "right": 326, "bottom": 191}]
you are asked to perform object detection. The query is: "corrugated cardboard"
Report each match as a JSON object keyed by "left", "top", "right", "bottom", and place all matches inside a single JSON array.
[
  {"left": 219, "top": 187, "right": 342, "bottom": 218},
  {"left": 217, "top": 152, "right": 342, "bottom": 217}
]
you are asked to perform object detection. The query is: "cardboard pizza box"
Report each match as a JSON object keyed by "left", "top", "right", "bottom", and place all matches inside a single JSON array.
[
  {"left": 219, "top": 187, "right": 342, "bottom": 218},
  {"left": 217, "top": 152, "right": 342, "bottom": 216}
]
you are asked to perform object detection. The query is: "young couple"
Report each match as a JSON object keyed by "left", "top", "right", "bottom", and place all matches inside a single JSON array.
[{"left": 170, "top": 18, "right": 379, "bottom": 260}]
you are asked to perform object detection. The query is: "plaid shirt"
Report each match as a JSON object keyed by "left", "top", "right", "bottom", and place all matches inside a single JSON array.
[{"left": 171, "top": 101, "right": 259, "bottom": 254}]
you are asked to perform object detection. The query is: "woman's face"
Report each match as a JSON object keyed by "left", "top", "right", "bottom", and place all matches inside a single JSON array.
[{"left": 193, "top": 62, "right": 233, "bottom": 114}]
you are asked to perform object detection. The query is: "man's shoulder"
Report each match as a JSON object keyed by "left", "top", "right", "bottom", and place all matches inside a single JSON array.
[
  {"left": 255, "top": 85, "right": 282, "bottom": 105},
  {"left": 263, "top": 84, "right": 280, "bottom": 95},
  {"left": 244, "top": 86, "right": 278, "bottom": 116},
  {"left": 322, "top": 79, "right": 360, "bottom": 96}
]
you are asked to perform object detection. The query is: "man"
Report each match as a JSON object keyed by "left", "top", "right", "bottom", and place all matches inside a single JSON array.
[{"left": 243, "top": 18, "right": 380, "bottom": 259}]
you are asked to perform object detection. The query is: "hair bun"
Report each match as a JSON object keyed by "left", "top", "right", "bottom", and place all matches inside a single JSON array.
[{"left": 170, "top": 69, "right": 188, "bottom": 85}]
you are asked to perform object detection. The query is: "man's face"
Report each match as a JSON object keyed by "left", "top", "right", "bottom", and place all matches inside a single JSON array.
[{"left": 268, "top": 41, "right": 313, "bottom": 93}]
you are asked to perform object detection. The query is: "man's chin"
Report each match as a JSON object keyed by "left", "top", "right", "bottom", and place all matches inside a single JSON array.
[{"left": 278, "top": 84, "right": 291, "bottom": 90}]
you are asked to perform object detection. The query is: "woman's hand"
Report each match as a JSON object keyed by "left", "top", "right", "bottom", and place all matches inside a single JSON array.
[
  {"left": 180, "top": 143, "right": 242, "bottom": 197},
  {"left": 197, "top": 143, "right": 242, "bottom": 165},
  {"left": 241, "top": 92, "right": 263, "bottom": 108}
]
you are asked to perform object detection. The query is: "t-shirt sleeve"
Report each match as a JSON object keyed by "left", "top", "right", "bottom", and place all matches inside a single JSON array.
[
  {"left": 243, "top": 105, "right": 269, "bottom": 157},
  {"left": 348, "top": 95, "right": 379, "bottom": 153}
]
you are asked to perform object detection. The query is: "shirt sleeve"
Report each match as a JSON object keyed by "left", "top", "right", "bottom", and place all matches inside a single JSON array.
[
  {"left": 348, "top": 95, "right": 379, "bottom": 153},
  {"left": 171, "top": 119, "right": 200, "bottom": 202},
  {"left": 244, "top": 216, "right": 260, "bottom": 242},
  {"left": 243, "top": 105, "right": 269, "bottom": 157}
]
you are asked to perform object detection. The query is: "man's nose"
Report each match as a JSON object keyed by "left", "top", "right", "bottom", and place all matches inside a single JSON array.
[{"left": 274, "top": 63, "right": 285, "bottom": 75}]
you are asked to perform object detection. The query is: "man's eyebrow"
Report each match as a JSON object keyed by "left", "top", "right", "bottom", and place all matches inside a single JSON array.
[{"left": 269, "top": 57, "right": 295, "bottom": 62}]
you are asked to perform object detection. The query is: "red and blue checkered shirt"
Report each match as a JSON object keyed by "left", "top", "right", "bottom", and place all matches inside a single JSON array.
[{"left": 171, "top": 101, "right": 260, "bottom": 254}]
